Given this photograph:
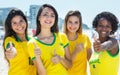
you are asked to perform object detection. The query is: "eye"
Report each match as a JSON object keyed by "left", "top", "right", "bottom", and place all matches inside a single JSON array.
[
  {"left": 51, "top": 13, "right": 55, "bottom": 18},
  {"left": 68, "top": 21, "right": 72, "bottom": 24},
  {"left": 106, "top": 25, "right": 111, "bottom": 28},
  {"left": 20, "top": 19, "right": 25, "bottom": 23},
  {"left": 42, "top": 13, "right": 48, "bottom": 16},
  {"left": 12, "top": 22, "right": 17, "bottom": 25},
  {"left": 75, "top": 21, "right": 79, "bottom": 24}
]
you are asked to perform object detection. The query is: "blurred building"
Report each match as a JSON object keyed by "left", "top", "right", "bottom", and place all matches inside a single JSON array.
[
  {"left": 29, "top": 5, "right": 40, "bottom": 28},
  {"left": 0, "top": 7, "right": 14, "bottom": 26}
]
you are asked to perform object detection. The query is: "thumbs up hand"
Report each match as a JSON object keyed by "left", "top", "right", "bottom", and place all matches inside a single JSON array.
[
  {"left": 74, "top": 43, "right": 84, "bottom": 53},
  {"left": 93, "top": 33, "right": 102, "bottom": 52},
  {"left": 5, "top": 42, "right": 17, "bottom": 60},
  {"left": 51, "top": 49, "right": 61, "bottom": 64},
  {"left": 33, "top": 42, "right": 41, "bottom": 57}
]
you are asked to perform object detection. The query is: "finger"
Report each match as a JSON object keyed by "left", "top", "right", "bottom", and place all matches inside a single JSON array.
[
  {"left": 33, "top": 42, "right": 38, "bottom": 48},
  {"left": 76, "top": 42, "right": 79, "bottom": 46},
  {"left": 54, "top": 49, "right": 57, "bottom": 56},
  {"left": 9, "top": 41, "right": 13, "bottom": 49},
  {"left": 6, "top": 48, "right": 11, "bottom": 51},
  {"left": 80, "top": 43, "right": 84, "bottom": 49}
]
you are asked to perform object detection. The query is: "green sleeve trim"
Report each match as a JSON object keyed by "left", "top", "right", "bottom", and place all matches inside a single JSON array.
[
  {"left": 6, "top": 42, "right": 15, "bottom": 49},
  {"left": 64, "top": 43, "right": 69, "bottom": 48},
  {"left": 31, "top": 57, "right": 36, "bottom": 61}
]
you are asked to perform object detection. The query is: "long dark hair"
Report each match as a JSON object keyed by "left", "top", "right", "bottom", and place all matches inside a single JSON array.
[
  {"left": 3, "top": 8, "right": 28, "bottom": 51},
  {"left": 35, "top": 4, "right": 59, "bottom": 36}
]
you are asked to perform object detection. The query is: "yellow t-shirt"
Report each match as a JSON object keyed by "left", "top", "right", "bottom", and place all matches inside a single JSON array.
[
  {"left": 4, "top": 36, "right": 36, "bottom": 75},
  {"left": 27, "top": 33, "right": 69, "bottom": 75},
  {"left": 68, "top": 33, "right": 92, "bottom": 75},
  {"left": 89, "top": 47, "right": 119, "bottom": 75}
]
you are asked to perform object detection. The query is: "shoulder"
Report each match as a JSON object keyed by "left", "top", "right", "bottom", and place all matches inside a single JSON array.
[
  {"left": 28, "top": 37, "right": 36, "bottom": 43},
  {"left": 78, "top": 33, "right": 89, "bottom": 38},
  {"left": 5, "top": 36, "right": 16, "bottom": 43},
  {"left": 56, "top": 32, "right": 67, "bottom": 37}
]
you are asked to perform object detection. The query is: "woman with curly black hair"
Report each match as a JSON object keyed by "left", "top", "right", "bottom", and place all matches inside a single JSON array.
[{"left": 89, "top": 11, "right": 119, "bottom": 75}]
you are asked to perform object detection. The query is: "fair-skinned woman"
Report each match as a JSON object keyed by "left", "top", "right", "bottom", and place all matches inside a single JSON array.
[
  {"left": 63, "top": 10, "right": 92, "bottom": 75},
  {"left": 3, "top": 9, "right": 45, "bottom": 75},
  {"left": 27, "top": 4, "right": 72, "bottom": 75}
]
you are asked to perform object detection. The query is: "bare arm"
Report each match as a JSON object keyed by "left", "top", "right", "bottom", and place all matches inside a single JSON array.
[
  {"left": 60, "top": 46, "right": 72, "bottom": 69},
  {"left": 87, "top": 48, "right": 92, "bottom": 61},
  {"left": 51, "top": 46, "right": 72, "bottom": 69},
  {"left": 93, "top": 38, "right": 118, "bottom": 54},
  {"left": 101, "top": 38, "right": 118, "bottom": 51},
  {"left": 33, "top": 57, "right": 46, "bottom": 75},
  {"left": 71, "top": 43, "right": 84, "bottom": 61},
  {"left": 33, "top": 42, "right": 46, "bottom": 75}
]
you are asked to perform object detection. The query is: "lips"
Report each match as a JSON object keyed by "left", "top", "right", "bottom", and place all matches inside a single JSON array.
[
  {"left": 45, "top": 20, "right": 52, "bottom": 24},
  {"left": 101, "top": 31, "right": 107, "bottom": 37}
]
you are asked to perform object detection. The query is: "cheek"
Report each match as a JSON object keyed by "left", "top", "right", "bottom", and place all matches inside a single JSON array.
[
  {"left": 66, "top": 25, "right": 70, "bottom": 30},
  {"left": 76, "top": 25, "right": 79, "bottom": 29}
]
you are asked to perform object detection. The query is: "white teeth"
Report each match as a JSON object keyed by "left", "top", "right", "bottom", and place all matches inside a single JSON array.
[{"left": 102, "top": 32, "right": 106, "bottom": 34}]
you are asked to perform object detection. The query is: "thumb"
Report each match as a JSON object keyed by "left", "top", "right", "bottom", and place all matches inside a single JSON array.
[
  {"left": 33, "top": 42, "right": 38, "bottom": 48},
  {"left": 54, "top": 49, "right": 57, "bottom": 56},
  {"left": 9, "top": 41, "right": 13, "bottom": 49},
  {"left": 80, "top": 43, "right": 84, "bottom": 49},
  {"left": 93, "top": 35, "right": 98, "bottom": 41},
  {"left": 76, "top": 42, "right": 79, "bottom": 46}
]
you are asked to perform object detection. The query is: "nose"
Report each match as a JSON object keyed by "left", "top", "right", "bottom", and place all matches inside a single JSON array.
[
  {"left": 16, "top": 22, "right": 22, "bottom": 26},
  {"left": 71, "top": 23, "right": 75, "bottom": 26}
]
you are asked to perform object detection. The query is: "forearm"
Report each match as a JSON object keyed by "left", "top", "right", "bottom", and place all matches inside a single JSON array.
[
  {"left": 33, "top": 57, "right": 46, "bottom": 75},
  {"left": 87, "top": 48, "right": 92, "bottom": 61},
  {"left": 101, "top": 40, "right": 117, "bottom": 51},
  {"left": 71, "top": 50, "right": 78, "bottom": 61},
  {"left": 59, "top": 56, "right": 72, "bottom": 69}
]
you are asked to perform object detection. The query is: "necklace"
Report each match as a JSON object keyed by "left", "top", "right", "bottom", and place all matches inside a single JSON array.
[{"left": 37, "top": 34, "right": 54, "bottom": 44}]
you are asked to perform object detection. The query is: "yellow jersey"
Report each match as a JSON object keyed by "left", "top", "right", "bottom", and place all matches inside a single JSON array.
[
  {"left": 27, "top": 33, "right": 69, "bottom": 75},
  {"left": 68, "top": 33, "right": 92, "bottom": 75},
  {"left": 4, "top": 36, "right": 36, "bottom": 75},
  {"left": 89, "top": 46, "right": 119, "bottom": 75}
]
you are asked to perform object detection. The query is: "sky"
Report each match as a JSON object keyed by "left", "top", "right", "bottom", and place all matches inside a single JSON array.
[{"left": 0, "top": 0, "right": 120, "bottom": 27}]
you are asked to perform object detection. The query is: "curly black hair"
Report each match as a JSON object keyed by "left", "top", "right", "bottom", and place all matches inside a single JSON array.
[{"left": 92, "top": 11, "right": 119, "bottom": 34}]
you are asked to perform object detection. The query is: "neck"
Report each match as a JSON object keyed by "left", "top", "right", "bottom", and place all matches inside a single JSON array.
[
  {"left": 67, "top": 32, "right": 78, "bottom": 41},
  {"left": 99, "top": 36, "right": 109, "bottom": 43},
  {"left": 38, "top": 28, "right": 53, "bottom": 38},
  {"left": 17, "top": 34, "right": 27, "bottom": 41}
]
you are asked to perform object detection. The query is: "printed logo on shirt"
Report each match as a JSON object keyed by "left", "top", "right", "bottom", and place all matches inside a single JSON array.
[{"left": 29, "top": 57, "right": 34, "bottom": 65}]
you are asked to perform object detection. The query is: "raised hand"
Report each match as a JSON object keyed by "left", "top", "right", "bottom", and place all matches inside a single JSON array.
[
  {"left": 51, "top": 49, "right": 61, "bottom": 64},
  {"left": 5, "top": 42, "right": 17, "bottom": 60},
  {"left": 75, "top": 43, "right": 84, "bottom": 53},
  {"left": 33, "top": 42, "right": 41, "bottom": 57},
  {"left": 93, "top": 40, "right": 102, "bottom": 52}
]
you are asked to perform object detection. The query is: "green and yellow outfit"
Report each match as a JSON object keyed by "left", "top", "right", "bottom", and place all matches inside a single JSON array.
[
  {"left": 68, "top": 33, "right": 92, "bottom": 75},
  {"left": 4, "top": 35, "right": 36, "bottom": 75},
  {"left": 89, "top": 45, "right": 119, "bottom": 75},
  {"left": 27, "top": 33, "right": 69, "bottom": 75}
]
